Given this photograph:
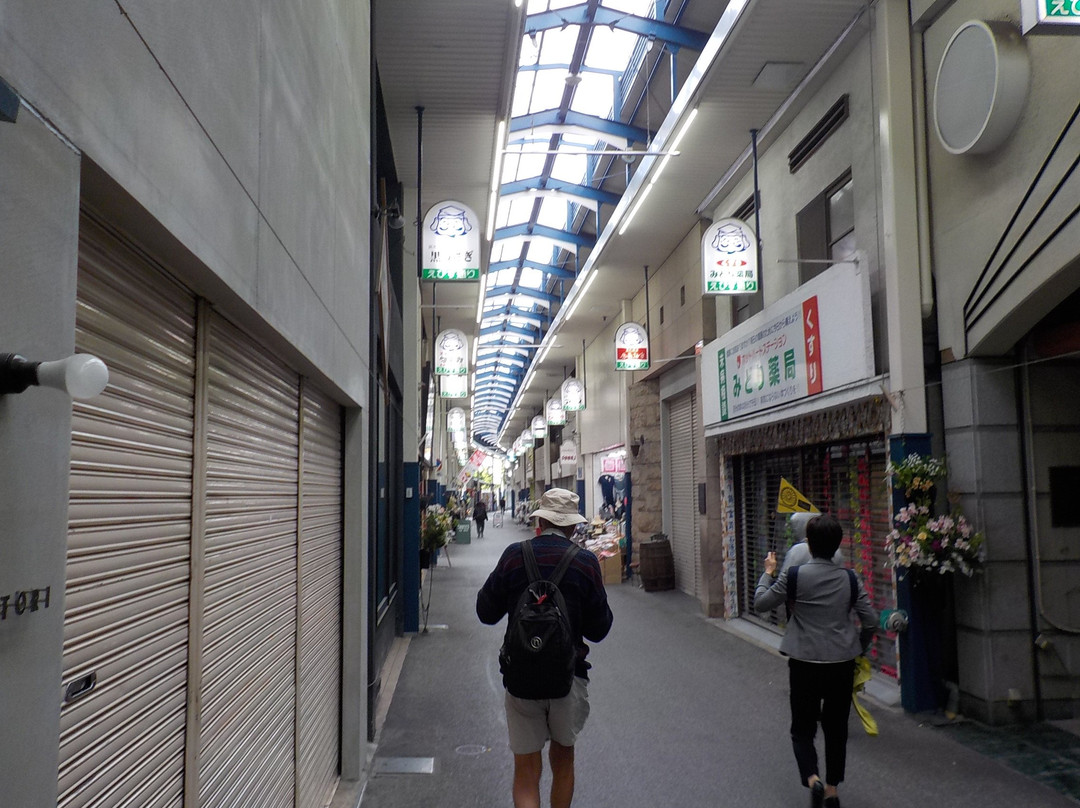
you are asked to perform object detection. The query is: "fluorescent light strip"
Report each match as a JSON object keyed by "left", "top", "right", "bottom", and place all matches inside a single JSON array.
[
  {"left": 652, "top": 107, "right": 698, "bottom": 184},
  {"left": 564, "top": 270, "right": 597, "bottom": 321},
  {"left": 486, "top": 188, "right": 499, "bottom": 242},
  {"left": 491, "top": 120, "right": 506, "bottom": 192},
  {"left": 617, "top": 183, "right": 653, "bottom": 236}
]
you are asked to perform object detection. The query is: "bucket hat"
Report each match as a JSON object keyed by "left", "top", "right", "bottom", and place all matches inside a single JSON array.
[{"left": 529, "top": 488, "right": 587, "bottom": 527}]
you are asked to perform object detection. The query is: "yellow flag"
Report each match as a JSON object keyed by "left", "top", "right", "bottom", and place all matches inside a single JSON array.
[{"left": 777, "top": 478, "right": 820, "bottom": 514}]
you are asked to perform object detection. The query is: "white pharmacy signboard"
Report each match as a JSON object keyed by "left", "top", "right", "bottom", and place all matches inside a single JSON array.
[
  {"left": 700, "top": 261, "right": 872, "bottom": 426},
  {"left": 702, "top": 218, "right": 758, "bottom": 295},
  {"left": 422, "top": 201, "right": 481, "bottom": 281}
]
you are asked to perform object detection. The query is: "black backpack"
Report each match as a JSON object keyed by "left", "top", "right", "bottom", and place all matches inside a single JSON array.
[{"left": 499, "top": 541, "right": 580, "bottom": 700}]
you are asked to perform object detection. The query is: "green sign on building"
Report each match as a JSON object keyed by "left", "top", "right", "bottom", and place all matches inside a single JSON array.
[{"left": 1023, "top": 0, "right": 1080, "bottom": 33}]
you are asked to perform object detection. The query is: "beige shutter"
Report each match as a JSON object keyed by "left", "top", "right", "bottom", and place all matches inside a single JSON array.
[
  {"left": 196, "top": 312, "right": 299, "bottom": 808},
  {"left": 666, "top": 392, "right": 700, "bottom": 598},
  {"left": 59, "top": 217, "right": 196, "bottom": 807},
  {"left": 296, "top": 383, "right": 343, "bottom": 807}
]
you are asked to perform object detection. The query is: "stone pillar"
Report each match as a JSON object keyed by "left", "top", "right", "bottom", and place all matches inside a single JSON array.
[{"left": 628, "top": 379, "right": 662, "bottom": 540}]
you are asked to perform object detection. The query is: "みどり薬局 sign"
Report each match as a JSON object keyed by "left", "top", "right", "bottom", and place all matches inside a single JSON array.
[{"left": 700, "top": 261, "right": 873, "bottom": 425}]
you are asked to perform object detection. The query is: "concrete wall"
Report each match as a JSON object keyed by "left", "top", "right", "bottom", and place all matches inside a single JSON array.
[
  {"left": 708, "top": 31, "right": 884, "bottom": 372},
  {"left": 0, "top": 2, "right": 373, "bottom": 802},
  {"left": 924, "top": 0, "right": 1080, "bottom": 357},
  {"left": 926, "top": 0, "right": 1080, "bottom": 722},
  {"left": 579, "top": 314, "right": 629, "bottom": 456},
  {"left": 0, "top": 107, "right": 81, "bottom": 808},
  {"left": 0, "top": 0, "right": 372, "bottom": 404}
]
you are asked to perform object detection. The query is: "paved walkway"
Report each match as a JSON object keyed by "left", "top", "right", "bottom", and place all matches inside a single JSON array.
[{"left": 358, "top": 517, "right": 1079, "bottom": 807}]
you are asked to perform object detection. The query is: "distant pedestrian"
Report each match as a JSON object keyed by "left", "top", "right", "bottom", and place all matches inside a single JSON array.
[
  {"left": 500, "top": 494, "right": 506, "bottom": 513},
  {"left": 474, "top": 498, "right": 488, "bottom": 538},
  {"left": 753, "top": 514, "right": 877, "bottom": 808},
  {"left": 781, "top": 511, "right": 843, "bottom": 571},
  {"left": 476, "top": 488, "right": 613, "bottom": 808}
]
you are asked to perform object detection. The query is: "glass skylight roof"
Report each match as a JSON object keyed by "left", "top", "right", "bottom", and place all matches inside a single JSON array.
[{"left": 471, "top": 0, "right": 704, "bottom": 447}]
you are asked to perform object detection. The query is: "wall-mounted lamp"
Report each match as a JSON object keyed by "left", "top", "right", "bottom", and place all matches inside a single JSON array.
[
  {"left": 374, "top": 203, "right": 406, "bottom": 230},
  {"left": 629, "top": 435, "right": 645, "bottom": 459},
  {"left": 0, "top": 353, "right": 109, "bottom": 399}
]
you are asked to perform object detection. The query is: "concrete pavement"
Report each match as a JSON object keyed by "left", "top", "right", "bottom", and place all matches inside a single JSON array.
[{"left": 357, "top": 516, "right": 1078, "bottom": 808}]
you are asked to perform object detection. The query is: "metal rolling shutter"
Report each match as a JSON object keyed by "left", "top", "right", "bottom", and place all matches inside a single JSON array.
[
  {"left": 736, "top": 440, "right": 898, "bottom": 679},
  {"left": 666, "top": 392, "right": 700, "bottom": 597},
  {"left": 198, "top": 313, "right": 299, "bottom": 808},
  {"left": 59, "top": 218, "right": 196, "bottom": 807},
  {"left": 296, "top": 383, "right": 343, "bottom": 808}
]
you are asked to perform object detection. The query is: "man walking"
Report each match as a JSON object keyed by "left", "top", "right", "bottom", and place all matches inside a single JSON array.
[
  {"left": 476, "top": 488, "right": 613, "bottom": 808},
  {"left": 474, "top": 496, "right": 488, "bottom": 538}
]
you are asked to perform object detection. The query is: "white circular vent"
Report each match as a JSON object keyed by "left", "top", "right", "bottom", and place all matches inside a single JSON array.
[{"left": 933, "top": 20, "right": 1030, "bottom": 155}]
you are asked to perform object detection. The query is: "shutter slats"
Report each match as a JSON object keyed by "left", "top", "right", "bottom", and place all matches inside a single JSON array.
[
  {"left": 736, "top": 440, "right": 898, "bottom": 679},
  {"left": 198, "top": 313, "right": 297, "bottom": 808},
  {"left": 667, "top": 393, "right": 700, "bottom": 597},
  {"left": 59, "top": 218, "right": 194, "bottom": 808},
  {"left": 62, "top": 216, "right": 344, "bottom": 807},
  {"left": 297, "top": 385, "right": 343, "bottom": 808}
]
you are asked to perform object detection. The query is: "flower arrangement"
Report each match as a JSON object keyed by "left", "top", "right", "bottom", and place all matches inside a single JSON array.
[
  {"left": 886, "top": 453, "right": 946, "bottom": 503},
  {"left": 885, "top": 503, "right": 984, "bottom": 577},
  {"left": 421, "top": 504, "right": 453, "bottom": 551}
]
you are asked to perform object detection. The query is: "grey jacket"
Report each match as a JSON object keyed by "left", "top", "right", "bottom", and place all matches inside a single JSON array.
[{"left": 753, "top": 558, "right": 878, "bottom": 662}]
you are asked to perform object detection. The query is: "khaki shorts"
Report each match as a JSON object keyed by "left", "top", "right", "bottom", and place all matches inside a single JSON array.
[{"left": 504, "top": 677, "right": 590, "bottom": 754}]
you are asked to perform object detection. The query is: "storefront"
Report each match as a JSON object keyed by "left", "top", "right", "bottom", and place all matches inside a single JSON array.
[{"left": 702, "top": 260, "right": 899, "bottom": 678}]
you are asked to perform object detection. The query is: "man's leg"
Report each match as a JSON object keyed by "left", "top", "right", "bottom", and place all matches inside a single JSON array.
[
  {"left": 512, "top": 751, "right": 543, "bottom": 808},
  {"left": 548, "top": 741, "right": 575, "bottom": 808}
]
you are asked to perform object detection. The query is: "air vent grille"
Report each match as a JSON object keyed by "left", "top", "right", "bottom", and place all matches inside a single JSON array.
[{"left": 788, "top": 95, "right": 849, "bottom": 174}]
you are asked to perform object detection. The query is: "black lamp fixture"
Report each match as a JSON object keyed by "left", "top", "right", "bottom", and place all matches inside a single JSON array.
[
  {"left": 374, "top": 203, "right": 406, "bottom": 230},
  {"left": 629, "top": 434, "right": 645, "bottom": 458}
]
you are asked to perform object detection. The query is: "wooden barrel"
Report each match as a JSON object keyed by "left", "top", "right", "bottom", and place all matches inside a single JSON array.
[{"left": 639, "top": 538, "right": 675, "bottom": 591}]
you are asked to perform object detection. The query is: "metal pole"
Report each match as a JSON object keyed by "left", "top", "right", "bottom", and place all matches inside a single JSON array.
[
  {"left": 416, "top": 106, "right": 424, "bottom": 281},
  {"left": 750, "top": 128, "right": 763, "bottom": 294}
]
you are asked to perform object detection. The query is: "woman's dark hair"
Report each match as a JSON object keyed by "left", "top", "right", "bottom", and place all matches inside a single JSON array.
[{"left": 806, "top": 514, "right": 843, "bottom": 559}]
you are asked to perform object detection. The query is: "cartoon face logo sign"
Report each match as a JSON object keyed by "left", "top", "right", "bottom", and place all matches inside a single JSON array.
[
  {"left": 702, "top": 218, "right": 758, "bottom": 295},
  {"left": 712, "top": 222, "right": 751, "bottom": 254},
  {"left": 615, "top": 323, "right": 649, "bottom": 370},
  {"left": 435, "top": 329, "right": 468, "bottom": 375},
  {"left": 430, "top": 204, "right": 473, "bottom": 238}
]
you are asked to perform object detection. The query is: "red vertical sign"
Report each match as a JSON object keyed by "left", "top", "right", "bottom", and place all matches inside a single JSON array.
[{"left": 802, "top": 296, "right": 823, "bottom": 395}]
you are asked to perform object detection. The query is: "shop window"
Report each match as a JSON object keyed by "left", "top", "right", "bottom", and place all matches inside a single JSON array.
[{"left": 796, "top": 170, "right": 854, "bottom": 284}]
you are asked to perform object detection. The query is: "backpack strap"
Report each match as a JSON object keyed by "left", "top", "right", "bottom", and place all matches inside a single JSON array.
[
  {"left": 846, "top": 568, "right": 858, "bottom": 610},
  {"left": 521, "top": 540, "right": 580, "bottom": 586},
  {"left": 785, "top": 565, "right": 799, "bottom": 618},
  {"left": 521, "top": 540, "right": 542, "bottom": 583}
]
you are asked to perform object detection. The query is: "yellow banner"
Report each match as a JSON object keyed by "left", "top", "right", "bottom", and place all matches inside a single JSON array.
[{"left": 777, "top": 478, "right": 820, "bottom": 513}]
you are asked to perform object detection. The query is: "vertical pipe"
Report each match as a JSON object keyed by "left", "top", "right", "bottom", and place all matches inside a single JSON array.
[
  {"left": 643, "top": 265, "right": 651, "bottom": 339},
  {"left": 750, "top": 128, "right": 763, "bottom": 290},
  {"left": 416, "top": 106, "right": 424, "bottom": 281}
]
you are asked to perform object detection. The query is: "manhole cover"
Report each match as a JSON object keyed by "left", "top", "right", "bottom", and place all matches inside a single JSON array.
[{"left": 454, "top": 744, "right": 490, "bottom": 756}]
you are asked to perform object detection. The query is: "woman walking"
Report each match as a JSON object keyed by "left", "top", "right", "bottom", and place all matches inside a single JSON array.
[{"left": 753, "top": 514, "right": 877, "bottom": 808}]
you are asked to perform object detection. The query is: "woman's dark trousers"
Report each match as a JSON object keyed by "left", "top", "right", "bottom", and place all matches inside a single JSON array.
[{"left": 788, "top": 658, "right": 856, "bottom": 787}]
